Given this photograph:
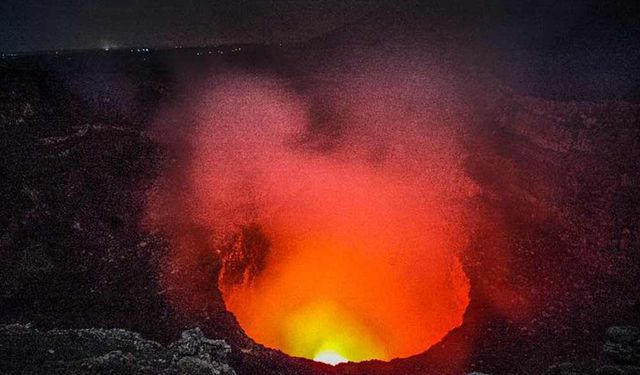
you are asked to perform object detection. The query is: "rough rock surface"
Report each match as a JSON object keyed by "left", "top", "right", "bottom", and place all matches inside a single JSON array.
[
  {"left": 595, "top": 365, "right": 640, "bottom": 375},
  {"left": 546, "top": 362, "right": 585, "bottom": 375},
  {"left": 537, "top": 326, "right": 640, "bottom": 375},
  {"left": 466, "top": 326, "right": 640, "bottom": 375},
  {"left": 604, "top": 326, "right": 640, "bottom": 365},
  {"left": 0, "top": 324, "right": 236, "bottom": 375}
]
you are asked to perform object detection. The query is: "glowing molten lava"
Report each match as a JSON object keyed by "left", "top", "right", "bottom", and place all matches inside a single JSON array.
[
  {"left": 218, "top": 159, "right": 471, "bottom": 362},
  {"left": 314, "top": 350, "right": 348, "bottom": 365},
  {"left": 148, "top": 73, "right": 475, "bottom": 363}
]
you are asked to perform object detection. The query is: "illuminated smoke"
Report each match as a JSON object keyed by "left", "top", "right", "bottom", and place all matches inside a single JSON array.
[{"left": 146, "top": 56, "right": 480, "bottom": 362}]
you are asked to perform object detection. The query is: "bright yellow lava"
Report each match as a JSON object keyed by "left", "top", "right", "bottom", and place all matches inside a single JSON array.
[
  {"left": 314, "top": 350, "right": 348, "bottom": 365},
  {"left": 282, "top": 301, "right": 386, "bottom": 363}
]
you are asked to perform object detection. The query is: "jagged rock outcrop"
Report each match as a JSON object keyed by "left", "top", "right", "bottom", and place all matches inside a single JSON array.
[
  {"left": 0, "top": 324, "right": 236, "bottom": 375},
  {"left": 542, "top": 326, "right": 640, "bottom": 375},
  {"left": 595, "top": 365, "right": 640, "bottom": 375},
  {"left": 546, "top": 362, "right": 585, "bottom": 375},
  {"left": 604, "top": 326, "right": 640, "bottom": 366}
]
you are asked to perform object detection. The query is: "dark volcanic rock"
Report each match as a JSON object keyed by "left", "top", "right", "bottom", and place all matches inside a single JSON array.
[
  {"left": 543, "top": 326, "right": 640, "bottom": 375},
  {"left": 546, "top": 362, "right": 585, "bottom": 375},
  {"left": 604, "top": 327, "right": 640, "bottom": 365},
  {"left": 0, "top": 324, "right": 236, "bottom": 375},
  {"left": 595, "top": 365, "right": 640, "bottom": 375}
]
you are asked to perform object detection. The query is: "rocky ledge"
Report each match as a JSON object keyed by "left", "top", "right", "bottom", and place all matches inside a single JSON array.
[
  {"left": 2, "top": 324, "right": 639, "bottom": 375},
  {"left": 465, "top": 326, "right": 640, "bottom": 375},
  {"left": 545, "top": 326, "right": 640, "bottom": 375},
  {"left": 0, "top": 324, "right": 236, "bottom": 375}
]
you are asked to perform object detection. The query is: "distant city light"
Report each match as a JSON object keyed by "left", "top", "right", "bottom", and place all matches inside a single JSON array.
[{"left": 101, "top": 42, "right": 116, "bottom": 51}]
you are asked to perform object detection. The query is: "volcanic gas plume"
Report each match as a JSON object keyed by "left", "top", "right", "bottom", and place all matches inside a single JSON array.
[{"left": 146, "top": 67, "right": 479, "bottom": 363}]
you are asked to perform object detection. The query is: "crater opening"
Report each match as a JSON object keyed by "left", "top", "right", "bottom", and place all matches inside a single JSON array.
[
  {"left": 219, "top": 220, "right": 471, "bottom": 363},
  {"left": 147, "top": 73, "right": 477, "bottom": 365}
]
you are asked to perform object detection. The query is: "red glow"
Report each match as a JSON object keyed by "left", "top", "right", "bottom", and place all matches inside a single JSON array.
[{"left": 146, "top": 72, "right": 477, "bottom": 362}]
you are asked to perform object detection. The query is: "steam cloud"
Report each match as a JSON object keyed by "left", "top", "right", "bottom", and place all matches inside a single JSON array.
[{"left": 146, "top": 53, "right": 480, "bottom": 361}]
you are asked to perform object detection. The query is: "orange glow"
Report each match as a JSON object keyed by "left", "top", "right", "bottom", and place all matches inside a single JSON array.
[
  {"left": 147, "top": 73, "right": 476, "bottom": 363},
  {"left": 216, "top": 158, "right": 472, "bottom": 362}
]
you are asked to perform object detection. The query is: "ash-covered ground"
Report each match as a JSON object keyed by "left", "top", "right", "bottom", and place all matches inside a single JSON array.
[{"left": 0, "top": 31, "right": 639, "bottom": 375}]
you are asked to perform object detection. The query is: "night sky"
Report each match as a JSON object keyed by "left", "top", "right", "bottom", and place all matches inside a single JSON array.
[
  {"left": 0, "top": 0, "right": 372, "bottom": 52},
  {"left": 1, "top": 0, "right": 639, "bottom": 53}
]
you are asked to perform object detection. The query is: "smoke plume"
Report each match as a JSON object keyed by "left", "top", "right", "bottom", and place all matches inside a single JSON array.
[{"left": 146, "top": 53, "right": 480, "bottom": 361}]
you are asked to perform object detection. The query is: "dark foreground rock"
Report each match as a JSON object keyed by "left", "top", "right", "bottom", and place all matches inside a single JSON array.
[
  {"left": 0, "top": 324, "right": 236, "bottom": 375},
  {"left": 604, "top": 326, "right": 640, "bottom": 366},
  {"left": 467, "top": 326, "right": 640, "bottom": 375},
  {"left": 541, "top": 326, "right": 640, "bottom": 375}
]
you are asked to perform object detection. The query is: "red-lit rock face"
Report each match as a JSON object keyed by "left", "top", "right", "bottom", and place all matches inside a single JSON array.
[{"left": 146, "top": 71, "right": 478, "bottom": 363}]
